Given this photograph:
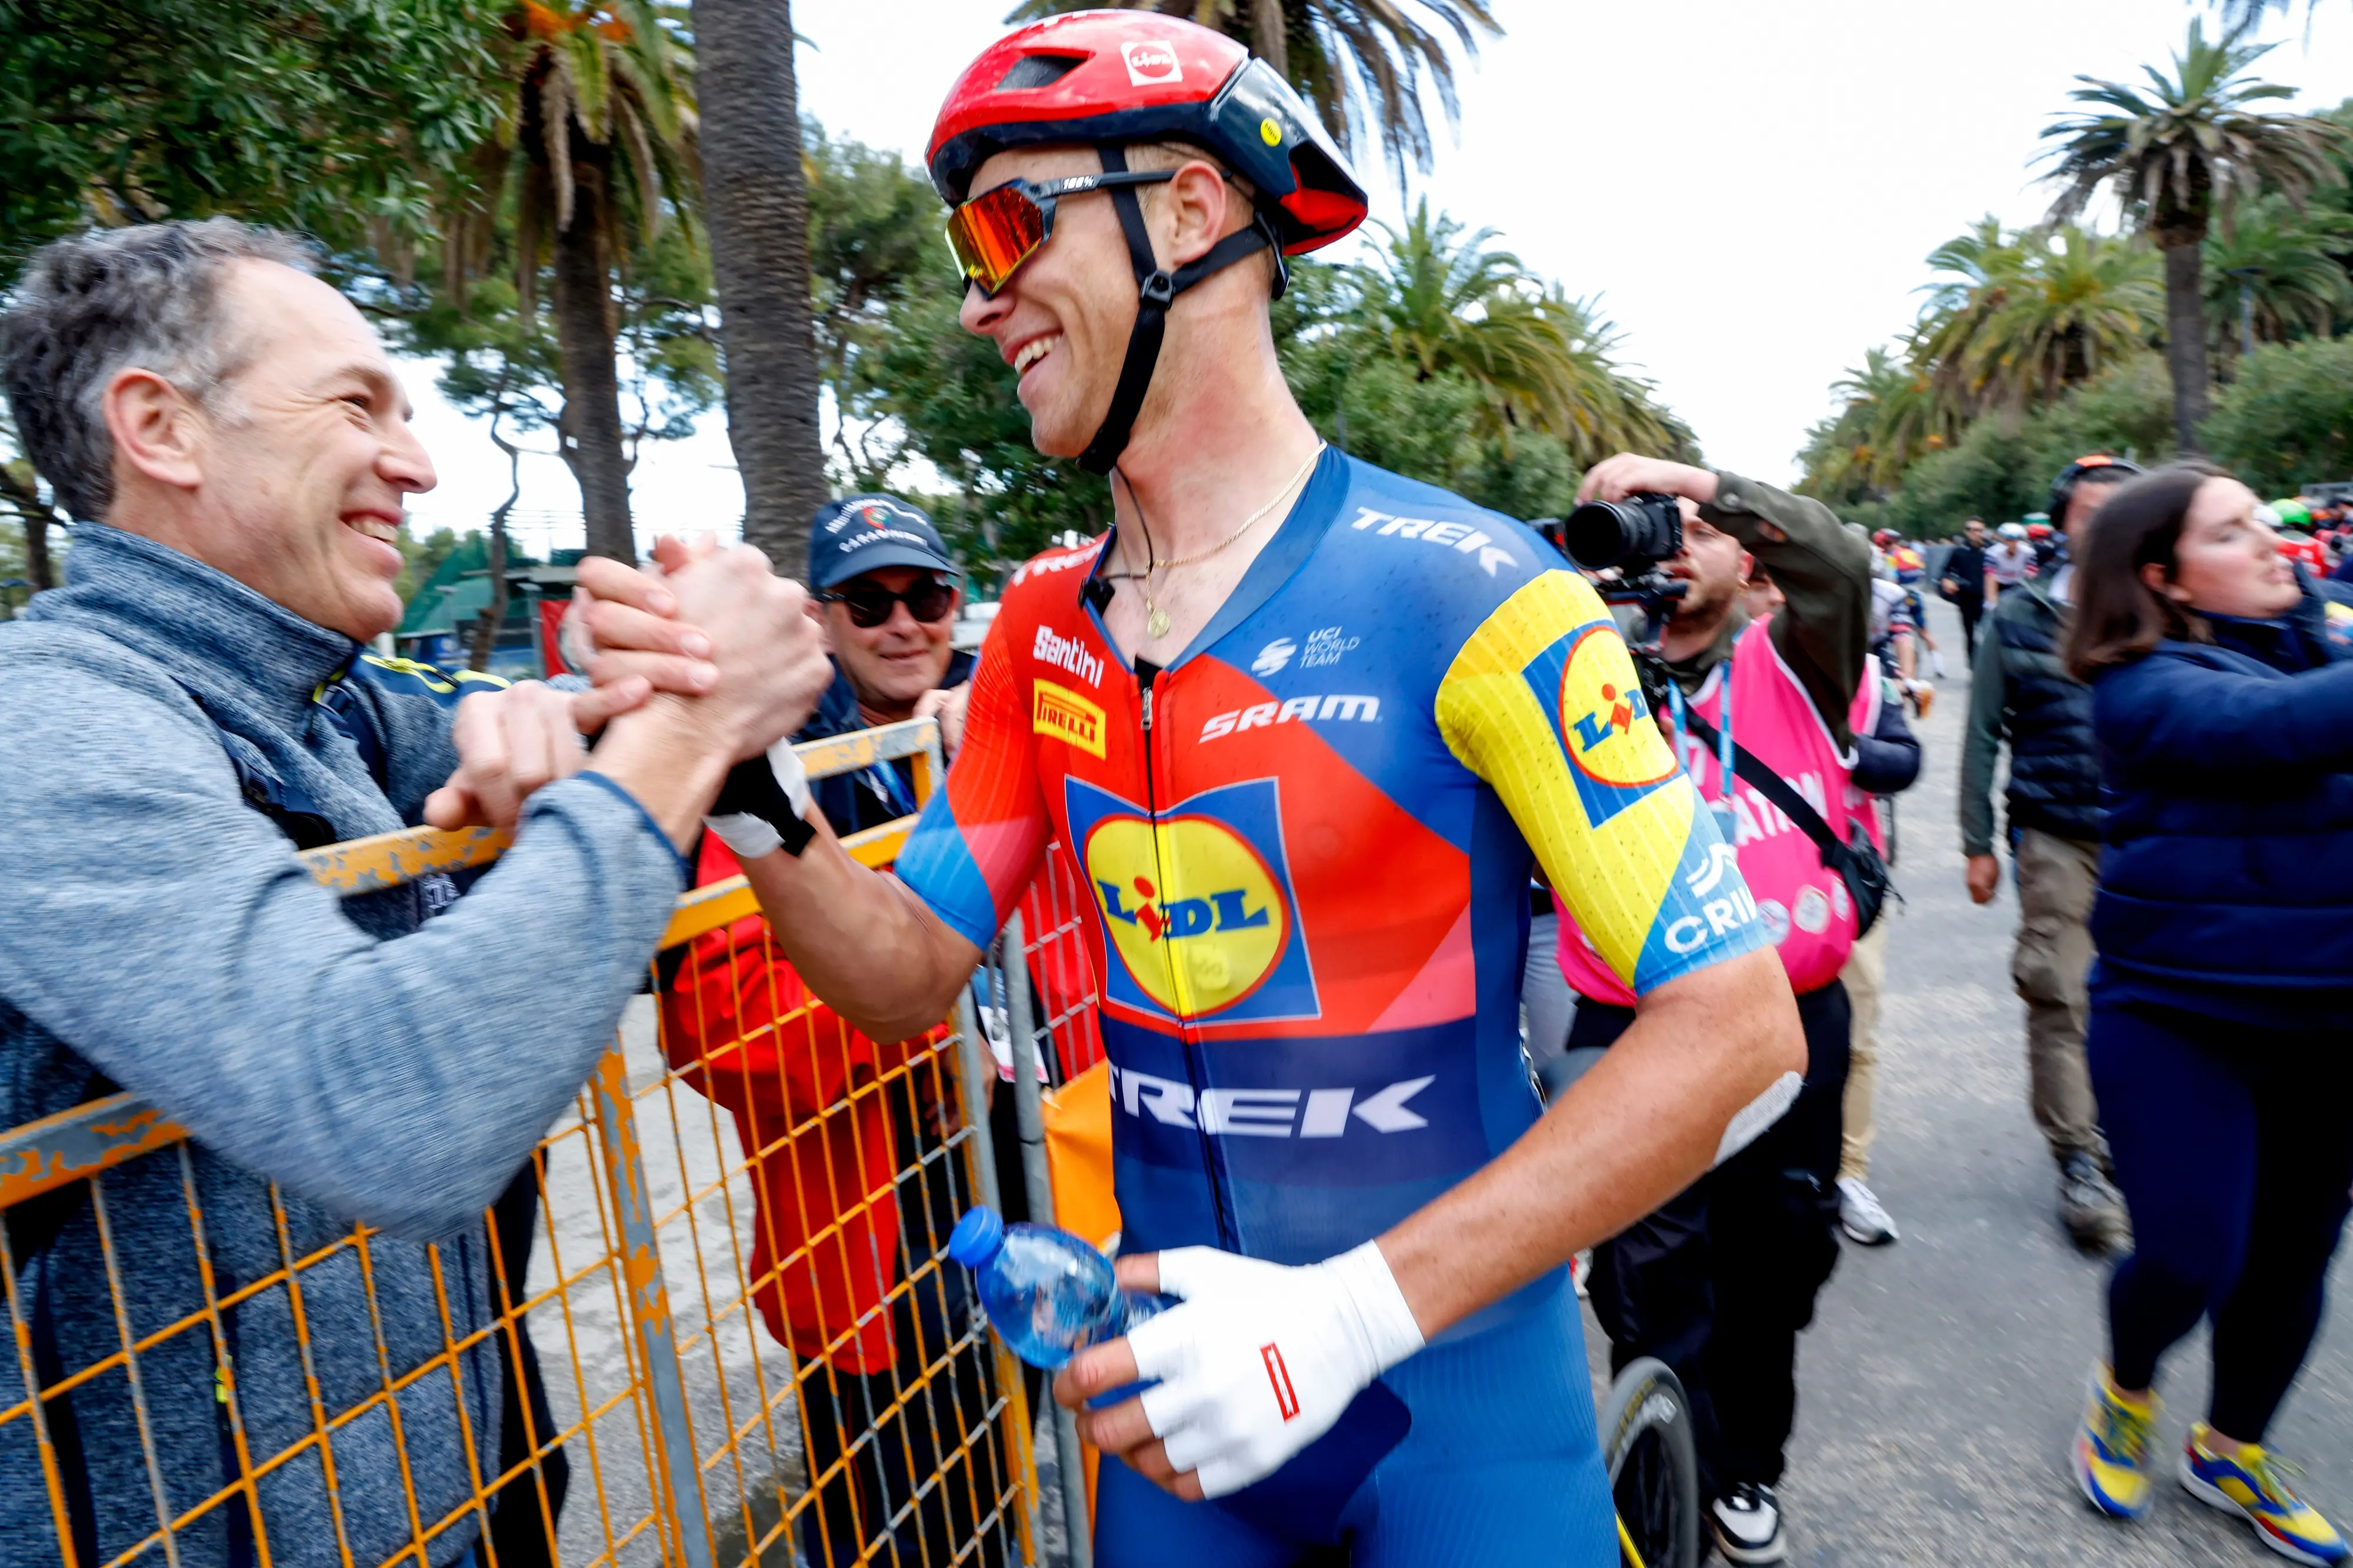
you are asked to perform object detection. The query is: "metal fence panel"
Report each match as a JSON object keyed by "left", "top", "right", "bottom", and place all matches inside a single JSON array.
[{"left": 0, "top": 720, "right": 1041, "bottom": 1568}]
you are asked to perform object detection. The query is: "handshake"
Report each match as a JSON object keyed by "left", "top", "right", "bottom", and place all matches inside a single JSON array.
[{"left": 424, "top": 535, "right": 835, "bottom": 846}]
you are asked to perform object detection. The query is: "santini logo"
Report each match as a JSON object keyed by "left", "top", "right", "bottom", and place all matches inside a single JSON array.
[
  {"left": 1032, "top": 625, "right": 1104, "bottom": 688},
  {"left": 1199, "top": 694, "right": 1379, "bottom": 741},
  {"left": 1109, "top": 1065, "right": 1434, "bottom": 1137}
]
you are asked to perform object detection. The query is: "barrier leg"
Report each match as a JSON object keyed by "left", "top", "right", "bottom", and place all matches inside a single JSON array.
[
  {"left": 589, "top": 1047, "right": 715, "bottom": 1568},
  {"left": 958, "top": 966, "right": 1046, "bottom": 1565},
  {"left": 1002, "top": 917, "right": 1094, "bottom": 1568}
]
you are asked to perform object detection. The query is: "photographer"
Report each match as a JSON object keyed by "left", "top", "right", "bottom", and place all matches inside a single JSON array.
[{"left": 1551, "top": 456, "right": 1876, "bottom": 1565}]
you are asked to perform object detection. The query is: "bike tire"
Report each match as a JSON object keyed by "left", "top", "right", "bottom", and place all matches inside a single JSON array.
[{"left": 1598, "top": 1356, "right": 1700, "bottom": 1568}]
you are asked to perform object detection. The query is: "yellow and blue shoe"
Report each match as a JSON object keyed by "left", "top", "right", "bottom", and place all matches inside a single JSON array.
[
  {"left": 2072, "top": 1364, "right": 2159, "bottom": 1519},
  {"left": 2180, "top": 1423, "right": 2349, "bottom": 1566}
]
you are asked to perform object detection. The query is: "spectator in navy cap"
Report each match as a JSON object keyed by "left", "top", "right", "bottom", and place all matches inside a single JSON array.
[{"left": 805, "top": 494, "right": 971, "bottom": 828}]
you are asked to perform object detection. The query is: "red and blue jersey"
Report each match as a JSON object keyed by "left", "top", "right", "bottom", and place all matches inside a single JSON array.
[{"left": 896, "top": 451, "right": 1765, "bottom": 1292}]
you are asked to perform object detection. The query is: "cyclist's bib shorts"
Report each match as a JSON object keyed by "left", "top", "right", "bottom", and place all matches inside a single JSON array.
[{"left": 896, "top": 451, "right": 1766, "bottom": 1566}]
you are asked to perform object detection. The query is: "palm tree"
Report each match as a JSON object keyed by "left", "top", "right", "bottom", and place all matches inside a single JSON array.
[
  {"left": 2040, "top": 19, "right": 2346, "bottom": 452},
  {"left": 1008, "top": 1, "right": 1501, "bottom": 187},
  {"left": 442, "top": 0, "right": 699, "bottom": 562},
  {"left": 1342, "top": 201, "right": 1688, "bottom": 461},
  {"left": 1913, "top": 218, "right": 2161, "bottom": 423},
  {"left": 2201, "top": 194, "right": 2353, "bottom": 357},
  {"left": 691, "top": 0, "right": 829, "bottom": 573}
]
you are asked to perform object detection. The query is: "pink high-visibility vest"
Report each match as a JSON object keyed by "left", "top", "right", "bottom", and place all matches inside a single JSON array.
[{"left": 1557, "top": 616, "right": 1882, "bottom": 1002}]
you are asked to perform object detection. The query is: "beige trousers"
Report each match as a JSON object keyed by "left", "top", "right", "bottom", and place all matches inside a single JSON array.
[
  {"left": 1838, "top": 915, "right": 1891, "bottom": 1181},
  {"left": 2011, "top": 827, "right": 2105, "bottom": 1165}
]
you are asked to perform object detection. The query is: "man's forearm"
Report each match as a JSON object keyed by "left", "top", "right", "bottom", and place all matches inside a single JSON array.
[
  {"left": 1958, "top": 632, "right": 2008, "bottom": 855},
  {"left": 589, "top": 697, "right": 736, "bottom": 848},
  {"left": 1702, "top": 472, "right": 1872, "bottom": 726},
  {"left": 1375, "top": 946, "right": 1800, "bottom": 1337},
  {"left": 739, "top": 814, "right": 985, "bottom": 1042}
]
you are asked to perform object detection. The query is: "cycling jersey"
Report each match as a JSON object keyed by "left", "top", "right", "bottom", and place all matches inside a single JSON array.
[
  {"left": 896, "top": 451, "right": 1764, "bottom": 1561},
  {"left": 901, "top": 449, "right": 1762, "bottom": 1256}
]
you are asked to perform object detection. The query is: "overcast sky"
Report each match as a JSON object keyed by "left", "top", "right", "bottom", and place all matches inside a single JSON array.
[{"left": 399, "top": 0, "right": 2353, "bottom": 548}]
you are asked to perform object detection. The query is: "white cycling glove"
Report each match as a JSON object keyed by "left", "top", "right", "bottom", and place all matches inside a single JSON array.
[
  {"left": 704, "top": 739, "right": 814, "bottom": 859},
  {"left": 1123, "top": 1241, "right": 1424, "bottom": 1499}
]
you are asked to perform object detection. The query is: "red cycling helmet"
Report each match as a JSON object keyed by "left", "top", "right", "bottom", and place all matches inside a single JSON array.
[
  {"left": 928, "top": 12, "right": 1368, "bottom": 473},
  {"left": 928, "top": 13, "right": 1367, "bottom": 252}
]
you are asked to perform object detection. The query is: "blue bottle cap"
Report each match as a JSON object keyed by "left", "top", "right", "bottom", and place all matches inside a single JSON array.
[{"left": 947, "top": 1206, "right": 1005, "bottom": 1268}]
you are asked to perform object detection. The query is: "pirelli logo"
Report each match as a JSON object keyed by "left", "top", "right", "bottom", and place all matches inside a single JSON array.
[{"left": 1033, "top": 679, "right": 1107, "bottom": 758}]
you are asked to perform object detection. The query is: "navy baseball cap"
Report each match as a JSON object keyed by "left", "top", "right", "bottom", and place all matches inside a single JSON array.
[{"left": 808, "top": 495, "right": 959, "bottom": 589}]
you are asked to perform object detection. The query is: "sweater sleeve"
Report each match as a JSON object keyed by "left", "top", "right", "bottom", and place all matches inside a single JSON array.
[
  {"left": 1958, "top": 615, "right": 2009, "bottom": 856},
  {"left": 1700, "top": 473, "right": 1874, "bottom": 751},
  {"left": 1849, "top": 685, "right": 1922, "bottom": 796},
  {"left": 0, "top": 656, "right": 685, "bottom": 1243},
  {"left": 2098, "top": 652, "right": 2353, "bottom": 773}
]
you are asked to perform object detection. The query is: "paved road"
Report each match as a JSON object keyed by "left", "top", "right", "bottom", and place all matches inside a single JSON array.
[{"left": 1605, "top": 597, "right": 2353, "bottom": 1567}]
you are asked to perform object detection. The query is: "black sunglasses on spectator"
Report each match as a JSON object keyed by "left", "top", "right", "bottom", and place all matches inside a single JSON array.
[{"left": 819, "top": 575, "right": 957, "bottom": 628}]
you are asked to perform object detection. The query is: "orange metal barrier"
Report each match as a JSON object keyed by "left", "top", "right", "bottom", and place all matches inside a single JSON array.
[{"left": 0, "top": 718, "right": 1041, "bottom": 1568}]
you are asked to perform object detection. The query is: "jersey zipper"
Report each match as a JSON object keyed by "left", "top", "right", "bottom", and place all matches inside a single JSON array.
[{"left": 1136, "top": 660, "right": 1240, "bottom": 1252}]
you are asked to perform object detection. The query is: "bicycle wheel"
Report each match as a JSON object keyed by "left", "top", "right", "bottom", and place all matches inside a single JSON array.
[{"left": 1598, "top": 1356, "right": 1699, "bottom": 1568}]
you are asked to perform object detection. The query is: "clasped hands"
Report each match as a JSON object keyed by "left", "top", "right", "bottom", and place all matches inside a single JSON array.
[{"left": 423, "top": 535, "right": 832, "bottom": 834}]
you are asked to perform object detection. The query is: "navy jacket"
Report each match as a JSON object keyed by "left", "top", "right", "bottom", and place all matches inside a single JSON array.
[{"left": 2089, "top": 574, "right": 2353, "bottom": 1026}]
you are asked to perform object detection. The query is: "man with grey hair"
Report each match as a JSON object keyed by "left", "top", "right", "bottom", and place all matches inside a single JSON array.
[{"left": 0, "top": 219, "right": 832, "bottom": 1567}]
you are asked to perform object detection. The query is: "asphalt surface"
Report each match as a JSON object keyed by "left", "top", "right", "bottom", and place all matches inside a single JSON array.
[{"left": 1605, "top": 596, "right": 2353, "bottom": 1567}]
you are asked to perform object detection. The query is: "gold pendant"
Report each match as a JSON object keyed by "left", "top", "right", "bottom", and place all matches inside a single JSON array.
[{"left": 1147, "top": 604, "right": 1172, "bottom": 639}]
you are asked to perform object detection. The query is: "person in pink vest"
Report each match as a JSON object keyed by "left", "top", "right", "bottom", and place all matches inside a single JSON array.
[{"left": 1554, "top": 453, "right": 1878, "bottom": 1566}]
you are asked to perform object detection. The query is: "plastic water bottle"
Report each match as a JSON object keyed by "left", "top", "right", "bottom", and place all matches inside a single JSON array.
[{"left": 947, "top": 1206, "right": 1164, "bottom": 1370}]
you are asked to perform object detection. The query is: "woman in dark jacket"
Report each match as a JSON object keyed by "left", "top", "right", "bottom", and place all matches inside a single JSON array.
[{"left": 2058, "top": 461, "right": 2353, "bottom": 1567}]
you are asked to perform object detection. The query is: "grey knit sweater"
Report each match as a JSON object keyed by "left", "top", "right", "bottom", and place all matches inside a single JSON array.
[{"left": 0, "top": 525, "right": 684, "bottom": 1566}]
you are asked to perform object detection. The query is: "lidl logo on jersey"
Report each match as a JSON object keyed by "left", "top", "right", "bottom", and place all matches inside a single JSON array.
[
  {"left": 1526, "top": 622, "right": 1678, "bottom": 828},
  {"left": 1066, "top": 776, "right": 1320, "bottom": 1025}
]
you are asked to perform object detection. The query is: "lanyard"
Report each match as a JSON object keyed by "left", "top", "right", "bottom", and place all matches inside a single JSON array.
[
  {"left": 1661, "top": 670, "right": 1734, "bottom": 792},
  {"left": 1662, "top": 669, "right": 1739, "bottom": 842}
]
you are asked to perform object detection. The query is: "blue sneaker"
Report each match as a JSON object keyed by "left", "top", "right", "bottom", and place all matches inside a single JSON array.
[
  {"left": 2072, "top": 1364, "right": 2159, "bottom": 1519},
  {"left": 2181, "top": 1423, "right": 2348, "bottom": 1566}
]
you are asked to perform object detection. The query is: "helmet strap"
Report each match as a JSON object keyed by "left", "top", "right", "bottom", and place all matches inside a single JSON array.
[{"left": 1077, "top": 143, "right": 1283, "bottom": 476}]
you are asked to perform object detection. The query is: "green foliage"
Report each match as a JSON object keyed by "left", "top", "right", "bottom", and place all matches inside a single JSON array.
[
  {"left": 2202, "top": 192, "right": 2353, "bottom": 353},
  {"left": 396, "top": 523, "right": 467, "bottom": 605},
  {"left": 807, "top": 123, "right": 957, "bottom": 485},
  {"left": 384, "top": 169, "right": 721, "bottom": 498},
  {"left": 2201, "top": 336, "right": 2353, "bottom": 493},
  {"left": 0, "top": 0, "right": 504, "bottom": 268},
  {"left": 1341, "top": 202, "right": 1694, "bottom": 463},
  {"left": 1858, "top": 354, "right": 2174, "bottom": 533}
]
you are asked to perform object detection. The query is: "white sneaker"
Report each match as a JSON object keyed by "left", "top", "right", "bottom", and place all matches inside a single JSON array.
[
  {"left": 1838, "top": 1176, "right": 1899, "bottom": 1245},
  {"left": 1710, "top": 1483, "right": 1788, "bottom": 1564}
]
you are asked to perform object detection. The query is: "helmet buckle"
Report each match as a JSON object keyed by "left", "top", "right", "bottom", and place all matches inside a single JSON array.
[{"left": 1138, "top": 269, "right": 1176, "bottom": 309}]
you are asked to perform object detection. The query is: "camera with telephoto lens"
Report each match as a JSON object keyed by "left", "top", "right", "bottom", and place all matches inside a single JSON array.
[
  {"left": 1561, "top": 491, "right": 1684, "bottom": 573},
  {"left": 1561, "top": 491, "right": 1688, "bottom": 698}
]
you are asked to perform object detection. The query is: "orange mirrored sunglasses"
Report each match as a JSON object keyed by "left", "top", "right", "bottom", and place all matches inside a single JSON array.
[{"left": 945, "top": 170, "right": 1175, "bottom": 296}]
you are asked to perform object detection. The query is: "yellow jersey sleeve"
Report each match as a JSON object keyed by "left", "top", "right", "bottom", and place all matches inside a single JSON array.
[{"left": 1436, "top": 571, "right": 1766, "bottom": 992}]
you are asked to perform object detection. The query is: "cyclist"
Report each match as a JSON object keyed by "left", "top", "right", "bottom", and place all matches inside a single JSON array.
[
  {"left": 572, "top": 15, "right": 1801, "bottom": 1564},
  {"left": 1874, "top": 529, "right": 1944, "bottom": 679},
  {"left": 1987, "top": 522, "right": 2034, "bottom": 603}
]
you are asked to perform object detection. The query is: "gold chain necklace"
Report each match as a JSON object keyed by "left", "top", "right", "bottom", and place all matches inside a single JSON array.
[{"left": 1116, "top": 443, "right": 1325, "bottom": 639}]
